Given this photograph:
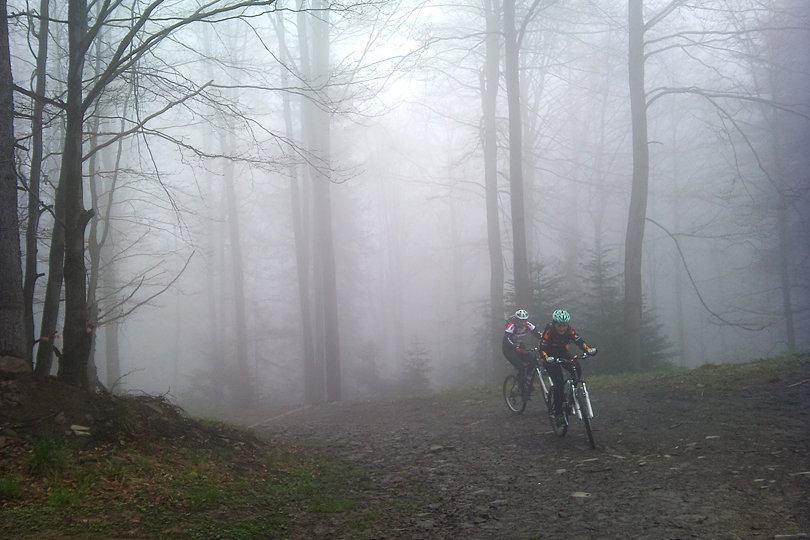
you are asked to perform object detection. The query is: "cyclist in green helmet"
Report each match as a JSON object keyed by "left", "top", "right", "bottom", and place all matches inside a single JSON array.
[{"left": 540, "top": 309, "right": 598, "bottom": 426}]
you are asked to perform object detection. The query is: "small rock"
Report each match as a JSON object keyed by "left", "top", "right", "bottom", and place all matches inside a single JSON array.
[{"left": 70, "top": 424, "right": 91, "bottom": 436}]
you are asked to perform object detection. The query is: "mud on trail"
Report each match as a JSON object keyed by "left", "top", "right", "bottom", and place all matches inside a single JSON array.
[{"left": 259, "top": 357, "right": 810, "bottom": 540}]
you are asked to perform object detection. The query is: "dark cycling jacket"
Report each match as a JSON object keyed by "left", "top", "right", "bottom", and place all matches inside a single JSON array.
[
  {"left": 502, "top": 318, "right": 543, "bottom": 351},
  {"left": 539, "top": 323, "right": 591, "bottom": 358}
]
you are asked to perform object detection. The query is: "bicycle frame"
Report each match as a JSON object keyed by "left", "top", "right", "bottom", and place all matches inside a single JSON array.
[
  {"left": 532, "top": 363, "right": 552, "bottom": 402},
  {"left": 567, "top": 369, "right": 594, "bottom": 421}
]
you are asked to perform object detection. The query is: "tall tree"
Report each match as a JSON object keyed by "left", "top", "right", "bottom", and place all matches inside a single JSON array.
[
  {"left": 481, "top": 0, "right": 504, "bottom": 379},
  {"left": 624, "top": 0, "right": 653, "bottom": 370},
  {"left": 23, "top": 0, "right": 49, "bottom": 365},
  {"left": 502, "top": 0, "right": 530, "bottom": 306},
  {"left": 274, "top": 9, "right": 316, "bottom": 403},
  {"left": 310, "top": 0, "right": 342, "bottom": 403},
  {"left": 35, "top": 0, "right": 276, "bottom": 387},
  {"left": 750, "top": 0, "right": 810, "bottom": 350},
  {"left": 296, "top": 2, "right": 324, "bottom": 403},
  {"left": 57, "top": 0, "right": 94, "bottom": 386},
  {"left": 220, "top": 129, "right": 252, "bottom": 405},
  {"left": 0, "top": 0, "right": 26, "bottom": 360}
]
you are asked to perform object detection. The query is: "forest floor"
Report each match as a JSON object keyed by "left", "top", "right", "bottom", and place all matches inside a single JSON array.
[{"left": 1, "top": 353, "right": 808, "bottom": 539}]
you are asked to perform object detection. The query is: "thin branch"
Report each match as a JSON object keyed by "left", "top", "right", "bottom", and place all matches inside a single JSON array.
[
  {"left": 646, "top": 86, "right": 810, "bottom": 119},
  {"left": 96, "top": 250, "right": 195, "bottom": 325},
  {"left": 645, "top": 217, "right": 766, "bottom": 331},
  {"left": 644, "top": 0, "right": 686, "bottom": 32},
  {"left": 83, "top": 81, "right": 213, "bottom": 161}
]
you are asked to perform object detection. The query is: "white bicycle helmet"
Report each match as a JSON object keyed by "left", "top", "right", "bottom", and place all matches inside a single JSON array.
[{"left": 514, "top": 309, "right": 529, "bottom": 320}]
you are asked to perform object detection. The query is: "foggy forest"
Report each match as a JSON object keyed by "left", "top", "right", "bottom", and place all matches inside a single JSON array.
[{"left": 1, "top": 0, "right": 808, "bottom": 412}]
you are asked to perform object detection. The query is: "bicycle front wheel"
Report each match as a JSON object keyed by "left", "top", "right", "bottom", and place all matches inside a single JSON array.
[
  {"left": 576, "top": 386, "right": 596, "bottom": 449},
  {"left": 503, "top": 375, "right": 527, "bottom": 414},
  {"left": 548, "top": 390, "right": 568, "bottom": 437}
]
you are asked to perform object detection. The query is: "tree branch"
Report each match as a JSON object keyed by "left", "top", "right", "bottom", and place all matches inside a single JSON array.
[
  {"left": 645, "top": 218, "right": 766, "bottom": 331},
  {"left": 96, "top": 250, "right": 195, "bottom": 325}
]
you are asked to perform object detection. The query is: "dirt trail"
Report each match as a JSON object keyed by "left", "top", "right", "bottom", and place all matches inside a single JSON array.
[{"left": 259, "top": 360, "right": 810, "bottom": 539}]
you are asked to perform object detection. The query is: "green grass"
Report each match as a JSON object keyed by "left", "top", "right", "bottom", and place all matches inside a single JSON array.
[
  {"left": 0, "top": 475, "right": 22, "bottom": 499},
  {"left": 589, "top": 351, "right": 808, "bottom": 389},
  {"left": 27, "top": 435, "right": 69, "bottom": 473},
  {"left": 0, "top": 430, "right": 421, "bottom": 539}
]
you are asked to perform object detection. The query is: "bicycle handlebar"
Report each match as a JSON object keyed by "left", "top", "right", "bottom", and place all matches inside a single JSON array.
[{"left": 544, "top": 352, "right": 590, "bottom": 364}]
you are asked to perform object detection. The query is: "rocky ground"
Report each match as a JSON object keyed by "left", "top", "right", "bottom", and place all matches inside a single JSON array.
[{"left": 258, "top": 358, "right": 810, "bottom": 539}]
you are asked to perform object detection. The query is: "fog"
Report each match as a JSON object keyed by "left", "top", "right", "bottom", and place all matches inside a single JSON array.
[{"left": 10, "top": 0, "right": 809, "bottom": 409}]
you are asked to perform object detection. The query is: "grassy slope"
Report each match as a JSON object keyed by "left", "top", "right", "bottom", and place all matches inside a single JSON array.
[{"left": 0, "top": 433, "right": 388, "bottom": 539}]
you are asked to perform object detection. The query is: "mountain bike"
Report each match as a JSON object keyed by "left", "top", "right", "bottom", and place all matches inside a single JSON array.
[
  {"left": 544, "top": 353, "right": 596, "bottom": 449},
  {"left": 503, "top": 348, "right": 553, "bottom": 414}
]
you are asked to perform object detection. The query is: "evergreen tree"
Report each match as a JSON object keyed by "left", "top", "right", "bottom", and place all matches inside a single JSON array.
[
  {"left": 397, "top": 339, "right": 432, "bottom": 394},
  {"left": 578, "top": 247, "right": 675, "bottom": 374},
  {"left": 525, "top": 262, "right": 575, "bottom": 324},
  {"left": 476, "top": 262, "right": 574, "bottom": 381}
]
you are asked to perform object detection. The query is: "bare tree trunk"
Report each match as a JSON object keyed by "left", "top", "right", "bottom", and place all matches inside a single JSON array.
[
  {"left": 34, "top": 178, "right": 65, "bottom": 376},
  {"left": 58, "top": 0, "right": 94, "bottom": 387},
  {"left": 768, "top": 109, "right": 796, "bottom": 349},
  {"left": 482, "top": 0, "right": 504, "bottom": 380},
  {"left": 624, "top": 0, "right": 648, "bottom": 371},
  {"left": 86, "top": 11, "right": 122, "bottom": 388},
  {"left": 86, "top": 109, "right": 101, "bottom": 388},
  {"left": 766, "top": 46, "right": 796, "bottom": 349},
  {"left": 296, "top": 3, "right": 323, "bottom": 403},
  {"left": 311, "top": 0, "right": 341, "bottom": 403},
  {"left": 591, "top": 38, "right": 612, "bottom": 320},
  {"left": 222, "top": 143, "right": 252, "bottom": 405},
  {"left": 0, "top": 0, "right": 26, "bottom": 360},
  {"left": 23, "top": 0, "right": 50, "bottom": 365},
  {"left": 669, "top": 119, "right": 686, "bottom": 366},
  {"left": 503, "top": 0, "right": 530, "bottom": 306},
  {"left": 103, "top": 261, "right": 121, "bottom": 390},
  {"left": 276, "top": 10, "right": 315, "bottom": 405}
]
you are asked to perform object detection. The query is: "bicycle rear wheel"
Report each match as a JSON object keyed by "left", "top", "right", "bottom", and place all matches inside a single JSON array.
[{"left": 503, "top": 375, "right": 527, "bottom": 414}]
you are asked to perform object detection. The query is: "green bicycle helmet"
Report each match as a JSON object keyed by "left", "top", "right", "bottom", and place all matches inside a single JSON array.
[
  {"left": 552, "top": 309, "right": 571, "bottom": 324},
  {"left": 514, "top": 309, "right": 529, "bottom": 320}
]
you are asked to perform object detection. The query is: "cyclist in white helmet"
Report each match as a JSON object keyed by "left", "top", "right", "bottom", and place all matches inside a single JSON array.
[
  {"left": 502, "top": 309, "right": 543, "bottom": 393},
  {"left": 539, "top": 309, "right": 598, "bottom": 426}
]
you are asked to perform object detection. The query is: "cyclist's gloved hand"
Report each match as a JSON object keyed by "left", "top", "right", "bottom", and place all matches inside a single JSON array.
[
  {"left": 587, "top": 347, "right": 598, "bottom": 356},
  {"left": 545, "top": 356, "right": 556, "bottom": 364}
]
